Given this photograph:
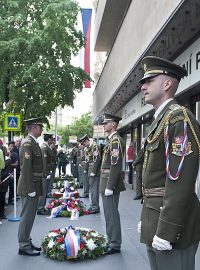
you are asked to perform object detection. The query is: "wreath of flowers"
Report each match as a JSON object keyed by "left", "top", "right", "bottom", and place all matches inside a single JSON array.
[
  {"left": 54, "top": 175, "right": 74, "bottom": 182},
  {"left": 47, "top": 198, "right": 90, "bottom": 218},
  {"left": 42, "top": 226, "right": 107, "bottom": 261}
]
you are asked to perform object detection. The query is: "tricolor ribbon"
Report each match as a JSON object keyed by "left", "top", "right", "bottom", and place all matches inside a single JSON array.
[
  {"left": 65, "top": 226, "right": 80, "bottom": 258},
  {"left": 165, "top": 121, "right": 188, "bottom": 180},
  {"left": 50, "top": 204, "right": 67, "bottom": 218}
]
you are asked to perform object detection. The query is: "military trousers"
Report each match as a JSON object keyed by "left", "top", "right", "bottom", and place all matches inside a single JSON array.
[
  {"left": 146, "top": 242, "right": 199, "bottom": 270},
  {"left": 101, "top": 193, "right": 121, "bottom": 250},
  {"left": 83, "top": 172, "right": 89, "bottom": 195},
  {"left": 89, "top": 175, "right": 100, "bottom": 211},
  {"left": 38, "top": 177, "right": 49, "bottom": 211},
  {"left": 18, "top": 196, "right": 39, "bottom": 249}
]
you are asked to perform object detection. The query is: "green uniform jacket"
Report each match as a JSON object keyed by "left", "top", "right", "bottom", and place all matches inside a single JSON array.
[
  {"left": 41, "top": 142, "right": 52, "bottom": 176},
  {"left": 88, "top": 142, "right": 101, "bottom": 176},
  {"left": 141, "top": 99, "right": 200, "bottom": 248},
  {"left": 17, "top": 135, "right": 43, "bottom": 196},
  {"left": 99, "top": 132, "right": 126, "bottom": 193}
]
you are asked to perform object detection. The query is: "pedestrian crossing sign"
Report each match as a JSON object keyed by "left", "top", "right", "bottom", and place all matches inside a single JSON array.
[{"left": 4, "top": 113, "right": 22, "bottom": 131}]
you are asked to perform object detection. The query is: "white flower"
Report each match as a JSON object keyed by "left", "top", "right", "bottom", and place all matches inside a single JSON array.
[
  {"left": 86, "top": 239, "right": 97, "bottom": 251},
  {"left": 91, "top": 232, "right": 99, "bottom": 237},
  {"left": 60, "top": 228, "right": 66, "bottom": 233},
  {"left": 58, "top": 244, "right": 65, "bottom": 250},
  {"left": 48, "top": 232, "right": 58, "bottom": 237},
  {"left": 48, "top": 240, "right": 55, "bottom": 249}
]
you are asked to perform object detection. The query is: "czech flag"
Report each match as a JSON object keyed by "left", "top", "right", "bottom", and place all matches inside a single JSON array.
[{"left": 81, "top": 8, "right": 92, "bottom": 88}]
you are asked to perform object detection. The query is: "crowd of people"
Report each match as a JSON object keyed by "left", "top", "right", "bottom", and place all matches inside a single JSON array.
[{"left": 0, "top": 56, "right": 200, "bottom": 270}]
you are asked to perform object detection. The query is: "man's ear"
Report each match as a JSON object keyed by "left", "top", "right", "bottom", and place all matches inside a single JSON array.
[{"left": 164, "top": 79, "right": 172, "bottom": 91}]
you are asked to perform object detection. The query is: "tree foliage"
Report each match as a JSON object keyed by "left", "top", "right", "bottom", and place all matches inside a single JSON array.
[
  {"left": 0, "top": 0, "right": 90, "bottom": 125},
  {"left": 60, "top": 112, "right": 93, "bottom": 145}
]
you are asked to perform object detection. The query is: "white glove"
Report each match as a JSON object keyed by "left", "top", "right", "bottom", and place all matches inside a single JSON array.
[
  {"left": 137, "top": 221, "right": 141, "bottom": 234},
  {"left": 83, "top": 171, "right": 87, "bottom": 174},
  {"left": 46, "top": 175, "right": 51, "bottom": 179},
  {"left": 105, "top": 188, "right": 113, "bottom": 196},
  {"left": 28, "top": 192, "right": 36, "bottom": 197},
  {"left": 152, "top": 235, "right": 172, "bottom": 250},
  {"left": 90, "top": 173, "right": 95, "bottom": 177}
]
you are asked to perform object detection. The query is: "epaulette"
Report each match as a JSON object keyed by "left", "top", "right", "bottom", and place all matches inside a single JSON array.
[
  {"left": 23, "top": 138, "right": 31, "bottom": 146},
  {"left": 169, "top": 104, "right": 181, "bottom": 111},
  {"left": 110, "top": 134, "right": 120, "bottom": 143},
  {"left": 169, "top": 105, "right": 185, "bottom": 125}
]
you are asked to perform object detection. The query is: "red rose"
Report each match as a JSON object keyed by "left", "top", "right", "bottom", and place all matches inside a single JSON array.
[
  {"left": 56, "top": 236, "right": 64, "bottom": 244},
  {"left": 80, "top": 242, "right": 85, "bottom": 250}
]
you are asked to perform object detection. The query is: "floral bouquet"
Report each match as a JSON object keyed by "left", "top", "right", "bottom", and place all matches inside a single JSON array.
[
  {"left": 47, "top": 198, "right": 90, "bottom": 218},
  {"left": 42, "top": 226, "right": 107, "bottom": 261}
]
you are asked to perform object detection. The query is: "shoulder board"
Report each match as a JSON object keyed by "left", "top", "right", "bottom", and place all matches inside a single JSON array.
[
  {"left": 169, "top": 104, "right": 181, "bottom": 111},
  {"left": 23, "top": 142, "right": 31, "bottom": 147},
  {"left": 111, "top": 135, "right": 120, "bottom": 143}
]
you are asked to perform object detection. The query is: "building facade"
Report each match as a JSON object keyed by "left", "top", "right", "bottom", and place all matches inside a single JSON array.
[{"left": 93, "top": 0, "right": 200, "bottom": 195}]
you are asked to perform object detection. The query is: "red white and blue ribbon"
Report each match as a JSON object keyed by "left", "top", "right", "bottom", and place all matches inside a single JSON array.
[
  {"left": 65, "top": 226, "right": 80, "bottom": 258},
  {"left": 165, "top": 121, "right": 188, "bottom": 181},
  {"left": 50, "top": 204, "right": 66, "bottom": 218}
]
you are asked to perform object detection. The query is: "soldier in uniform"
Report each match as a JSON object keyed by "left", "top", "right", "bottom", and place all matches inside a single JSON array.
[
  {"left": 100, "top": 114, "right": 126, "bottom": 255},
  {"left": 79, "top": 135, "right": 101, "bottom": 214},
  {"left": 76, "top": 143, "right": 84, "bottom": 188},
  {"left": 17, "top": 117, "right": 43, "bottom": 256},
  {"left": 47, "top": 138, "right": 57, "bottom": 198},
  {"left": 37, "top": 133, "right": 53, "bottom": 215},
  {"left": 80, "top": 144, "right": 90, "bottom": 198},
  {"left": 138, "top": 56, "right": 200, "bottom": 270}
]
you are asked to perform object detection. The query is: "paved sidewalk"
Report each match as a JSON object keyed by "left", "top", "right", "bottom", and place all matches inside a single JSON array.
[{"left": 0, "top": 170, "right": 199, "bottom": 270}]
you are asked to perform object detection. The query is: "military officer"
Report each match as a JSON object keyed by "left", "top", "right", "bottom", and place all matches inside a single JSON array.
[
  {"left": 17, "top": 117, "right": 44, "bottom": 256},
  {"left": 79, "top": 135, "right": 101, "bottom": 214},
  {"left": 100, "top": 114, "right": 126, "bottom": 255},
  {"left": 47, "top": 138, "right": 57, "bottom": 198},
  {"left": 80, "top": 143, "right": 90, "bottom": 198},
  {"left": 37, "top": 133, "right": 53, "bottom": 215},
  {"left": 139, "top": 56, "right": 200, "bottom": 270},
  {"left": 76, "top": 143, "right": 84, "bottom": 188}
]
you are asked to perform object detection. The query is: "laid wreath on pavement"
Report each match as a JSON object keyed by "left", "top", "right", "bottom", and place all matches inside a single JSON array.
[
  {"left": 47, "top": 198, "right": 90, "bottom": 218},
  {"left": 42, "top": 226, "right": 107, "bottom": 261},
  {"left": 54, "top": 175, "right": 75, "bottom": 183}
]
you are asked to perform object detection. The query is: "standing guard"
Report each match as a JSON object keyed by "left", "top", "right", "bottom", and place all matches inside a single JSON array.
[
  {"left": 139, "top": 56, "right": 200, "bottom": 270},
  {"left": 17, "top": 117, "right": 43, "bottom": 256},
  {"left": 100, "top": 114, "right": 126, "bottom": 255},
  {"left": 37, "top": 133, "right": 53, "bottom": 215},
  {"left": 79, "top": 135, "right": 101, "bottom": 214}
]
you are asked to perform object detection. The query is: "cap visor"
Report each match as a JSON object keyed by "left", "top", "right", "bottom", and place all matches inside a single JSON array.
[{"left": 139, "top": 74, "right": 159, "bottom": 84}]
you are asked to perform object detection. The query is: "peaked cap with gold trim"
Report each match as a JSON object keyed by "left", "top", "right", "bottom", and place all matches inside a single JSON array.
[
  {"left": 101, "top": 113, "right": 122, "bottom": 124},
  {"left": 140, "top": 56, "right": 187, "bottom": 84},
  {"left": 79, "top": 134, "right": 90, "bottom": 144},
  {"left": 24, "top": 117, "right": 43, "bottom": 126}
]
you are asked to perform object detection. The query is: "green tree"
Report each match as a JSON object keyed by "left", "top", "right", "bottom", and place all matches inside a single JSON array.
[
  {"left": 60, "top": 112, "right": 93, "bottom": 145},
  {"left": 0, "top": 0, "right": 90, "bottom": 127}
]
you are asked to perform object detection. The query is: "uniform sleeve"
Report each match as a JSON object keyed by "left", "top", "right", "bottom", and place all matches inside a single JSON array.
[
  {"left": 156, "top": 110, "right": 200, "bottom": 243},
  {"left": 107, "top": 137, "right": 123, "bottom": 190},
  {"left": 41, "top": 146, "right": 48, "bottom": 176},
  {"left": 92, "top": 144, "right": 101, "bottom": 174},
  {"left": 20, "top": 143, "right": 35, "bottom": 193}
]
